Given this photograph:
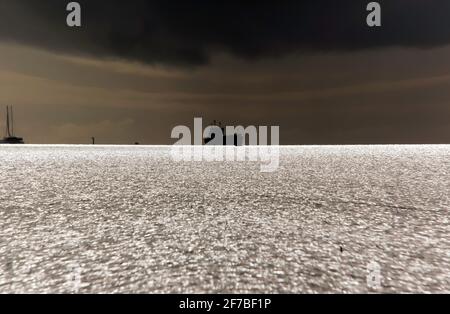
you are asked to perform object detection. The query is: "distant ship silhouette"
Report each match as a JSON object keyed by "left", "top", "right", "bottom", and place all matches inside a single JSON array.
[
  {"left": 203, "top": 120, "right": 243, "bottom": 146},
  {"left": 0, "top": 106, "right": 24, "bottom": 144}
]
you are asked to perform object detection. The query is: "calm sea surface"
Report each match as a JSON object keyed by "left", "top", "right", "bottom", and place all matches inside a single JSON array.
[{"left": 0, "top": 145, "right": 449, "bottom": 293}]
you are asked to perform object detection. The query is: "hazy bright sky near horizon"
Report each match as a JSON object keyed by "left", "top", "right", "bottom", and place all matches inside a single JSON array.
[{"left": 0, "top": 0, "right": 450, "bottom": 144}]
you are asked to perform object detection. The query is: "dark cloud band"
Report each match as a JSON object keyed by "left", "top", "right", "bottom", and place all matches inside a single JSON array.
[{"left": 1, "top": 0, "right": 450, "bottom": 66}]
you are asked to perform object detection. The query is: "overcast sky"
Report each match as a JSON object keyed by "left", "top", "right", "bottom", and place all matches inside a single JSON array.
[{"left": 0, "top": 0, "right": 449, "bottom": 144}]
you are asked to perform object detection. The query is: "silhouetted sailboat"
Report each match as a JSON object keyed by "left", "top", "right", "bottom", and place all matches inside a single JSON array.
[{"left": 0, "top": 106, "right": 24, "bottom": 144}]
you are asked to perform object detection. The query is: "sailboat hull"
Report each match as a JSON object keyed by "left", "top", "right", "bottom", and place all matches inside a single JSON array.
[{"left": 0, "top": 137, "right": 24, "bottom": 144}]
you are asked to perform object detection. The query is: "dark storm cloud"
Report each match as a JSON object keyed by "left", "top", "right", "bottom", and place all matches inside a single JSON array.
[{"left": 1, "top": 0, "right": 450, "bottom": 66}]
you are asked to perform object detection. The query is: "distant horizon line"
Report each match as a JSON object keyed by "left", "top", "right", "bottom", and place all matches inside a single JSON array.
[{"left": 2, "top": 144, "right": 450, "bottom": 147}]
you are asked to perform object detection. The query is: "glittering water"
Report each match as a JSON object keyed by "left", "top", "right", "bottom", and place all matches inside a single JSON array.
[{"left": 0, "top": 145, "right": 449, "bottom": 293}]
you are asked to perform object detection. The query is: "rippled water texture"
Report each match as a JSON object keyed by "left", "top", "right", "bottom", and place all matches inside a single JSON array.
[{"left": 0, "top": 145, "right": 449, "bottom": 293}]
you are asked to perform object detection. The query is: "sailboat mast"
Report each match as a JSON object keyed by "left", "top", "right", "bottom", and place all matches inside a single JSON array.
[
  {"left": 10, "top": 106, "right": 14, "bottom": 136},
  {"left": 6, "top": 105, "right": 10, "bottom": 137}
]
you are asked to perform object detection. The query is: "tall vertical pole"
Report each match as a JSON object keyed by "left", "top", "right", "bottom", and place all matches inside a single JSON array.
[
  {"left": 10, "top": 106, "right": 14, "bottom": 136},
  {"left": 6, "top": 106, "right": 10, "bottom": 137}
]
